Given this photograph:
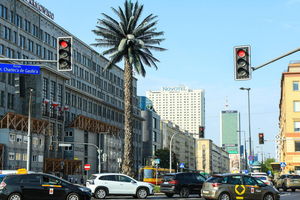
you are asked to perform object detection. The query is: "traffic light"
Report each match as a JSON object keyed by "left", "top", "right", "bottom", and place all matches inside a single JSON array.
[
  {"left": 234, "top": 45, "right": 251, "bottom": 80},
  {"left": 57, "top": 36, "right": 73, "bottom": 71},
  {"left": 199, "top": 126, "right": 205, "bottom": 138},
  {"left": 259, "top": 133, "right": 264, "bottom": 144}
]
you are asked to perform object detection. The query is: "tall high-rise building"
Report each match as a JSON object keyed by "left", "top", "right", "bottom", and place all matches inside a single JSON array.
[
  {"left": 146, "top": 85, "right": 205, "bottom": 138},
  {"left": 220, "top": 110, "right": 241, "bottom": 172}
]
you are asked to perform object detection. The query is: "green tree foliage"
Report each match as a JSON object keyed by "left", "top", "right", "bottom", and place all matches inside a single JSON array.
[
  {"left": 261, "top": 158, "right": 275, "bottom": 173},
  {"left": 155, "top": 148, "right": 178, "bottom": 170}
]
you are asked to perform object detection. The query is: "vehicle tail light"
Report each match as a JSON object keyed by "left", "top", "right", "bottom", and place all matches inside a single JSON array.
[
  {"left": 212, "top": 183, "right": 222, "bottom": 187},
  {"left": 169, "top": 180, "right": 179, "bottom": 184},
  {"left": 0, "top": 181, "right": 6, "bottom": 189}
]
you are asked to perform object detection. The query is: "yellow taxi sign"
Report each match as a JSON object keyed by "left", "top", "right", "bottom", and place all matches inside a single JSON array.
[
  {"left": 235, "top": 185, "right": 246, "bottom": 195},
  {"left": 16, "top": 168, "right": 28, "bottom": 174}
]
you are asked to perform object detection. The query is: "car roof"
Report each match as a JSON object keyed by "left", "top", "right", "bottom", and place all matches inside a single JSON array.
[
  {"left": 92, "top": 173, "right": 130, "bottom": 176},
  {"left": 212, "top": 173, "right": 247, "bottom": 177}
]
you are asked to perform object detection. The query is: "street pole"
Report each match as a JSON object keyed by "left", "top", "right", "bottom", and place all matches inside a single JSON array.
[
  {"left": 26, "top": 88, "right": 33, "bottom": 171},
  {"left": 169, "top": 132, "right": 178, "bottom": 173},
  {"left": 240, "top": 88, "right": 252, "bottom": 158}
]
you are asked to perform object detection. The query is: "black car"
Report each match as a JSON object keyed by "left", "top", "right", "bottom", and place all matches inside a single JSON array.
[
  {"left": 0, "top": 173, "right": 92, "bottom": 200},
  {"left": 160, "top": 172, "right": 206, "bottom": 198}
]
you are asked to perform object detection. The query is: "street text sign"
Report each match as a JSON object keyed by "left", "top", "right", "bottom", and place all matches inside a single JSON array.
[{"left": 0, "top": 63, "right": 40, "bottom": 74}]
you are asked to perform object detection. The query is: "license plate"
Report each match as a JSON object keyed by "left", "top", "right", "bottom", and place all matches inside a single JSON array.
[{"left": 164, "top": 182, "right": 168, "bottom": 184}]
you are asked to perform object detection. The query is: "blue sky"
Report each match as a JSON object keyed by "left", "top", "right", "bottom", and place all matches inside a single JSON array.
[{"left": 38, "top": 0, "right": 300, "bottom": 159}]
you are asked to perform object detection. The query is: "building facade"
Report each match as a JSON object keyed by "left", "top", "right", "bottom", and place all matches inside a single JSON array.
[
  {"left": 160, "top": 120, "right": 196, "bottom": 170},
  {"left": 278, "top": 62, "right": 300, "bottom": 174},
  {"left": 195, "top": 139, "right": 230, "bottom": 174},
  {"left": 220, "top": 110, "right": 241, "bottom": 172},
  {"left": 0, "top": 0, "right": 143, "bottom": 176},
  {"left": 147, "top": 85, "right": 205, "bottom": 139}
]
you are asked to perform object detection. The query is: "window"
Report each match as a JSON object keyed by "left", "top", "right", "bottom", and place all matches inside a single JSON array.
[
  {"left": 21, "top": 175, "right": 41, "bottom": 184},
  {"left": 294, "top": 101, "right": 300, "bottom": 112},
  {"left": 16, "top": 135, "right": 22, "bottom": 143},
  {"left": 8, "top": 152, "right": 15, "bottom": 160},
  {"left": 293, "top": 81, "right": 299, "bottom": 91},
  {"left": 15, "top": 153, "right": 21, "bottom": 160},
  {"left": 43, "top": 176, "right": 60, "bottom": 185},
  {"left": 65, "top": 146, "right": 73, "bottom": 151},
  {"left": 99, "top": 175, "right": 116, "bottom": 181},
  {"left": 32, "top": 155, "right": 38, "bottom": 162},
  {"left": 243, "top": 176, "right": 257, "bottom": 186},
  {"left": 117, "top": 175, "right": 132, "bottom": 182},
  {"left": 9, "top": 134, "right": 15, "bottom": 142},
  {"left": 296, "top": 142, "right": 300, "bottom": 152},
  {"left": 294, "top": 122, "right": 300, "bottom": 132},
  {"left": 227, "top": 176, "right": 242, "bottom": 185}
]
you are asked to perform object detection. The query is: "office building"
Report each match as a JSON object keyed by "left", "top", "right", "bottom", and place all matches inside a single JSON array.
[
  {"left": 278, "top": 62, "right": 300, "bottom": 174},
  {"left": 147, "top": 85, "right": 205, "bottom": 139},
  {"left": 220, "top": 110, "right": 241, "bottom": 172},
  {"left": 0, "top": 0, "right": 143, "bottom": 176}
]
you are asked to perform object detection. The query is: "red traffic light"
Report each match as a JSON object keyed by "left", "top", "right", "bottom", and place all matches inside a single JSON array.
[
  {"left": 259, "top": 133, "right": 264, "bottom": 137},
  {"left": 59, "top": 40, "right": 69, "bottom": 48},
  {"left": 237, "top": 49, "right": 246, "bottom": 57}
]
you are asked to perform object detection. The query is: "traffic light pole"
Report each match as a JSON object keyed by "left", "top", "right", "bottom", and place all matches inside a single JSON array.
[{"left": 252, "top": 47, "right": 300, "bottom": 71}]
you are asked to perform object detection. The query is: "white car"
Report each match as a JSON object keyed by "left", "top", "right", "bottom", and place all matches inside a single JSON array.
[
  {"left": 253, "top": 175, "right": 273, "bottom": 186},
  {"left": 86, "top": 173, "right": 154, "bottom": 199}
]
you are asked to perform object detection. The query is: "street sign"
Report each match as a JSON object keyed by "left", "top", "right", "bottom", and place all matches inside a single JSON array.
[
  {"left": 280, "top": 162, "right": 286, "bottom": 168},
  {"left": 0, "top": 63, "right": 40, "bottom": 74},
  {"left": 154, "top": 159, "right": 160, "bottom": 165},
  {"left": 179, "top": 163, "right": 185, "bottom": 169},
  {"left": 248, "top": 155, "right": 254, "bottom": 161},
  {"left": 84, "top": 164, "right": 91, "bottom": 171}
]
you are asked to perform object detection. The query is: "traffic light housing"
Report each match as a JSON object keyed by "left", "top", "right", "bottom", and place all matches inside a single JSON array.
[
  {"left": 199, "top": 126, "right": 205, "bottom": 138},
  {"left": 57, "top": 36, "right": 73, "bottom": 71},
  {"left": 234, "top": 45, "right": 251, "bottom": 80},
  {"left": 259, "top": 133, "right": 264, "bottom": 144}
]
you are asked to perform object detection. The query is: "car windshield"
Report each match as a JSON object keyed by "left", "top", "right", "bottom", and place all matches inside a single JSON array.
[
  {"left": 254, "top": 176, "right": 267, "bottom": 181},
  {"left": 163, "top": 175, "right": 175, "bottom": 181}
]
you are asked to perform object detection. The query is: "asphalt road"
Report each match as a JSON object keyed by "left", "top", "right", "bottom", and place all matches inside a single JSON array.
[{"left": 91, "top": 191, "right": 300, "bottom": 200}]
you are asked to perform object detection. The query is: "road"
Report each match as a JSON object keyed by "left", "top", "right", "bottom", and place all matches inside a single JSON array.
[{"left": 91, "top": 191, "right": 300, "bottom": 200}]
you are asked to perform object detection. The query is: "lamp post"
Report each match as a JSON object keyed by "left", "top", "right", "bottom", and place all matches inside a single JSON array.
[
  {"left": 240, "top": 87, "right": 252, "bottom": 158},
  {"left": 169, "top": 132, "right": 179, "bottom": 173},
  {"left": 26, "top": 88, "right": 33, "bottom": 171},
  {"left": 59, "top": 142, "right": 101, "bottom": 173}
]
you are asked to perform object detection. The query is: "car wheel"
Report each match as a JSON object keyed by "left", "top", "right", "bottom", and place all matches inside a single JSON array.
[
  {"left": 66, "top": 193, "right": 80, "bottom": 200},
  {"left": 8, "top": 193, "right": 22, "bottom": 200},
  {"left": 282, "top": 184, "right": 287, "bottom": 192},
  {"left": 165, "top": 193, "right": 174, "bottom": 197},
  {"left": 179, "top": 187, "right": 190, "bottom": 198},
  {"left": 218, "top": 192, "right": 231, "bottom": 200},
  {"left": 95, "top": 188, "right": 107, "bottom": 199},
  {"left": 263, "top": 193, "right": 274, "bottom": 200},
  {"left": 136, "top": 187, "right": 148, "bottom": 199}
]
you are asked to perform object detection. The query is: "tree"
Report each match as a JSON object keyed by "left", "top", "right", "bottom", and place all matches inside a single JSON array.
[
  {"left": 92, "top": 1, "right": 165, "bottom": 177},
  {"left": 261, "top": 158, "right": 275, "bottom": 174},
  {"left": 155, "top": 148, "right": 178, "bottom": 170}
]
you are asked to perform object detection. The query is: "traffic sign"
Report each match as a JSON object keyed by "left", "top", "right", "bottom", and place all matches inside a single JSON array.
[
  {"left": 248, "top": 155, "right": 254, "bottom": 161},
  {"left": 179, "top": 163, "right": 185, "bottom": 169},
  {"left": 0, "top": 63, "right": 40, "bottom": 74},
  {"left": 84, "top": 164, "right": 91, "bottom": 171},
  {"left": 280, "top": 162, "right": 286, "bottom": 168},
  {"left": 154, "top": 159, "right": 160, "bottom": 165}
]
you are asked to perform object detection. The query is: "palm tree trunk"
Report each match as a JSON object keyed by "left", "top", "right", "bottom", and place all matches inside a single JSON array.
[{"left": 122, "top": 58, "right": 135, "bottom": 177}]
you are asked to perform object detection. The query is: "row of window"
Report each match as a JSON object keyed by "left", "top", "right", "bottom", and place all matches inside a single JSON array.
[
  {"left": 9, "top": 133, "right": 43, "bottom": 146},
  {"left": 8, "top": 152, "right": 43, "bottom": 162},
  {"left": 0, "top": 90, "right": 15, "bottom": 109}
]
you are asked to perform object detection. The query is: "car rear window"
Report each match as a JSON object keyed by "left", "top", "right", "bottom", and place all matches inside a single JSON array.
[
  {"left": 288, "top": 175, "right": 300, "bottom": 179},
  {"left": 163, "top": 175, "right": 175, "bottom": 181},
  {"left": 206, "top": 176, "right": 223, "bottom": 183},
  {"left": 89, "top": 175, "right": 97, "bottom": 180}
]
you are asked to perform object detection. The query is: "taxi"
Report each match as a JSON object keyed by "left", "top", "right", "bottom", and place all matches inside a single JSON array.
[
  {"left": 0, "top": 172, "right": 92, "bottom": 200},
  {"left": 201, "top": 173, "right": 280, "bottom": 200}
]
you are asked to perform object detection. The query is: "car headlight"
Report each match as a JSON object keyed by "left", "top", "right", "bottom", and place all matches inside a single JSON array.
[{"left": 79, "top": 187, "right": 91, "bottom": 193}]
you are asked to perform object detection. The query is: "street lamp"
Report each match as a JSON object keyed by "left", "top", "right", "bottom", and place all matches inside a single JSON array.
[
  {"left": 59, "top": 142, "right": 102, "bottom": 173},
  {"left": 169, "top": 132, "right": 179, "bottom": 173},
  {"left": 240, "top": 87, "right": 252, "bottom": 158}
]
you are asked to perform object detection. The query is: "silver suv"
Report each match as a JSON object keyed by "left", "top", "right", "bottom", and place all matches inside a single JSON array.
[{"left": 86, "top": 173, "right": 154, "bottom": 199}]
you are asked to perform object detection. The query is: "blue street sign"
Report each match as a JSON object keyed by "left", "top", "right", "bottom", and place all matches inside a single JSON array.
[
  {"left": 179, "top": 163, "right": 185, "bottom": 169},
  {"left": 154, "top": 159, "right": 160, "bottom": 165},
  {"left": 280, "top": 162, "right": 286, "bottom": 167},
  {"left": 0, "top": 63, "right": 40, "bottom": 74}
]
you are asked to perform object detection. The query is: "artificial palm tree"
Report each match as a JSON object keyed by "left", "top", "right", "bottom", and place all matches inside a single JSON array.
[{"left": 92, "top": 0, "right": 165, "bottom": 177}]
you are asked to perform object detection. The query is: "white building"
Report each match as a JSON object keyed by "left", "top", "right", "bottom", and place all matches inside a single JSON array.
[{"left": 146, "top": 85, "right": 205, "bottom": 139}]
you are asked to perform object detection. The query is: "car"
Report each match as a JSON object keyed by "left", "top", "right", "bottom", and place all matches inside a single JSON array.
[
  {"left": 276, "top": 174, "right": 300, "bottom": 192},
  {"left": 201, "top": 173, "right": 280, "bottom": 200},
  {"left": 160, "top": 172, "right": 206, "bottom": 198},
  {"left": 0, "top": 173, "right": 92, "bottom": 200},
  {"left": 86, "top": 173, "right": 154, "bottom": 199},
  {"left": 0, "top": 174, "right": 6, "bottom": 183},
  {"left": 252, "top": 175, "right": 273, "bottom": 186}
]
